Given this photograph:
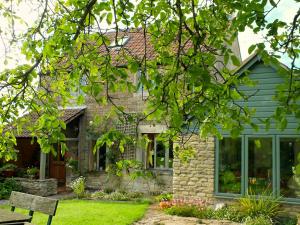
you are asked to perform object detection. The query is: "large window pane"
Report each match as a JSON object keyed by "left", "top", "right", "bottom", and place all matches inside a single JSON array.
[
  {"left": 280, "top": 138, "right": 300, "bottom": 198},
  {"left": 248, "top": 138, "right": 273, "bottom": 195},
  {"left": 219, "top": 138, "right": 241, "bottom": 194},
  {"left": 156, "top": 140, "right": 167, "bottom": 168}
]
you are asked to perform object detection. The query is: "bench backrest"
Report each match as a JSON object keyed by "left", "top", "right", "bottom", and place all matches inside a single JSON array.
[
  {"left": 9, "top": 191, "right": 59, "bottom": 225},
  {"left": 9, "top": 191, "right": 35, "bottom": 211}
]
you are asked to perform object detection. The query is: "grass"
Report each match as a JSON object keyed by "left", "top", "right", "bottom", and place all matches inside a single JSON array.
[{"left": 0, "top": 199, "right": 148, "bottom": 225}]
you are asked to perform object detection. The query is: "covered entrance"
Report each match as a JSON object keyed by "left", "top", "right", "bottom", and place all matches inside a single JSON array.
[{"left": 13, "top": 107, "right": 85, "bottom": 189}]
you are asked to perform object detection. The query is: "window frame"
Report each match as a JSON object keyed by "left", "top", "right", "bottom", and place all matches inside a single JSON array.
[
  {"left": 276, "top": 135, "right": 300, "bottom": 204},
  {"left": 214, "top": 135, "right": 244, "bottom": 198},
  {"left": 214, "top": 134, "right": 300, "bottom": 204}
]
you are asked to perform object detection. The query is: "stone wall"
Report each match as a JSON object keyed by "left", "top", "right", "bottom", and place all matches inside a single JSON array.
[
  {"left": 84, "top": 170, "right": 173, "bottom": 194},
  {"left": 15, "top": 178, "right": 57, "bottom": 196},
  {"left": 173, "top": 135, "right": 215, "bottom": 203}
]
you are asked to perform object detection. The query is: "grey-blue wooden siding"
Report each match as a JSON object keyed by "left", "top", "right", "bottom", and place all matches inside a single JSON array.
[{"left": 227, "top": 61, "right": 299, "bottom": 135}]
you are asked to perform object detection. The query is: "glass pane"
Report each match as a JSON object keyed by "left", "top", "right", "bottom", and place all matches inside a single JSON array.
[
  {"left": 218, "top": 138, "right": 241, "bottom": 194},
  {"left": 156, "top": 140, "right": 167, "bottom": 168},
  {"left": 169, "top": 141, "right": 173, "bottom": 168},
  {"left": 248, "top": 138, "right": 273, "bottom": 195},
  {"left": 280, "top": 138, "right": 300, "bottom": 198},
  {"left": 145, "top": 134, "right": 155, "bottom": 169},
  {"left": 98, "top": 144, "right": 106, "bottom": 171}
]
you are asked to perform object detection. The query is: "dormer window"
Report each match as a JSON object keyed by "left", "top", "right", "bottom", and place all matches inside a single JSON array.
[{"left": 109, "top": 36, "right": 130, "bottom": 49}]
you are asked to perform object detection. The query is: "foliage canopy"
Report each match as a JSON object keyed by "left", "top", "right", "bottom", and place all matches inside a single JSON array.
[{"left": 0, "top": 0, "right": 299, "bottom": 161}]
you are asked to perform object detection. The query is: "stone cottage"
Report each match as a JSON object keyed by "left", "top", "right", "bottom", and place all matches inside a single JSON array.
[{"left": 7, "top": 29, "right": 300, "bottom": 213}]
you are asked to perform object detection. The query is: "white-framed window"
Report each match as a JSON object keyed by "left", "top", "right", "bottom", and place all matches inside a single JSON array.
[
  {"left": 144, "top": 133, "right": 173, "bottom": 169},
  {"left": 109, "top": 36, "right": 130, "bottom": 49}
]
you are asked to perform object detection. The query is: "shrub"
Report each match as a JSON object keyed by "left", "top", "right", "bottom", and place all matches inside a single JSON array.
[
  {"left": 275, "top": 215, "right": 298, "bottom": 225},
  {"left": 70, "top": 176, "right": 85, "bottom": 198},
  {"left": 165, "top": 205, "right": 200, "bottom": 217},
  {"left": 126, "top": 192, "right": 144, "bottom": 199},
  {"left": 91, "top": 191, "right": 106, "bottom": 199},
  {"left": 0, "top": 178, "right": 22, "bottom": 199},
  {"left": 0, "top": 163, "right": 17, "bottom": 172},
  {"left": 244, "top": 216, "right": 273, "bottom": 225},
  {"left": 103, "top": 187, "right": 114, "bottom": 194},
  {"left": 238, "top": 192, "right": 281, "bottom": 218},
  {"left": 91, "top": 191, "right": 145, "bottom": 201},
  {"left": 210, "top": 207, "right": 244, "bottom": 222},
  {"left": 103, "top": 191, "right": 129, "bottom": 201}
]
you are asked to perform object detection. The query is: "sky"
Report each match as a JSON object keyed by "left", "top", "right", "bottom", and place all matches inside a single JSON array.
[
  {"left": 0, "top": 0, "right": 299, "bottom": 70},
  {"left": 238, "top": 0, "right": 299, "bottom": 66}
]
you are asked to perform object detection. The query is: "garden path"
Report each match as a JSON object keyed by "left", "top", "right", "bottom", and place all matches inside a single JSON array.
[{"left": 133, "top": 205, "right": 242, "bottom": 225}]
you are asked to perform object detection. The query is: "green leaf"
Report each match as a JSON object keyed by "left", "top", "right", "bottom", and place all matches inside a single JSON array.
[
  {"left": 231, "top": 55, "right": 241, "bottom": 66},
  {"left": 224, "top": 51, "right": 229, "bottom": 65},
  {"left": 106, "top": 13, "right": 113, "bottom": 25},
  {"left": 269, "top": 0, "right": 277, "bottom": 7},
  {"left": 248, "top": 45, "right": 256, "bottom": 55}
]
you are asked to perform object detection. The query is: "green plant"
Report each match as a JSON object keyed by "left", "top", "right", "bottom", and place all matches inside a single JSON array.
[
  {"left": 91, "top": 190, "right": 146, "bottom": 202},
  {"left": 126, "top": 192, "right": 144, "bottom": 199},
  {"left": 156, "top": 193, "right": 173, "bottom": 202},
  {"left": 103, "top": 187, "right": 114, "bottom": 194},
  {"left": 275, "top": 215, "right": 298, "bottom": 225},
  {"left": 210, "top": 207, "right": 244, "bottom": 222},
  {"left": 103, "top": 191, "right": 130, "bottom": 201},
  {"left": 66, "top": 158, "right": 79, "bottom": 173},
  {"left": 70, "top": 176, "right": 86, "bottom": 198},
  {"left": 165, "top": 205, "right": 200, "bottom": 217},
  {"left": 0, "top": 163, "right": 17, "bottom": 172},
  {"left": 244, "top": 215, "right": 273, "bottom": 225},
  {"left": 0, "top": 178, "right": 22, "bottom": 199},
  {"left": 91, "top": 191, "right": 106, "bottom": 199},
  {"left": 238, "top": 191, "right": 281, "bottom": 219},
  {"left": 26, "top": 167, "right": 39, "bottom": 176}
]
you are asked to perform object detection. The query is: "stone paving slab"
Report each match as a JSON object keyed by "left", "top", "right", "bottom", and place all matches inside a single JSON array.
[{"left": 134, "top": 205, "right": 242, "bottom": 225}]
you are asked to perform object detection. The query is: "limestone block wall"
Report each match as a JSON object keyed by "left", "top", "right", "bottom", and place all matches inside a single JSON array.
[
  {"left": 173, "top": 135, "right": 215, "bottom": 202},
  {"left": 85, "top": 170, "right": 173, "bottom": 194}
]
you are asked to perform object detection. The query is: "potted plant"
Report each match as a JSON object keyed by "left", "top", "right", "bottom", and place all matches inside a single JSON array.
[
  {"left": 26, "top": 167, "right": 39, "bottom": 179},
  {"left": 0, "top": 163, "right": 17, "bottom": 177}
]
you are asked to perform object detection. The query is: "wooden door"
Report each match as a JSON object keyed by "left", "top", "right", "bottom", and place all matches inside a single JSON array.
[{"left": 49, "top": 145, "right": 66, "bottom": 186}]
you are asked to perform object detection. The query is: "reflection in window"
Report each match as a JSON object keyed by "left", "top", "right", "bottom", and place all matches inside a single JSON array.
[
  {"left": 280, "top": 138, "right": 300, "bottom": 198},
  {"left": 144, "top": 134, "right": 173, "bottom": 169},
  {"left": 218, "top": 138, "right": 241, "bottom": 194},
  {"left": 248, "top": 138, "right": 272, "bottom": 194}
]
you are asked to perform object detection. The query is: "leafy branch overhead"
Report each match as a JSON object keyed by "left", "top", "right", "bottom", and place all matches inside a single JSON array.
[{"left": 0, "top": 0, "right": 299, "bottom": 160}]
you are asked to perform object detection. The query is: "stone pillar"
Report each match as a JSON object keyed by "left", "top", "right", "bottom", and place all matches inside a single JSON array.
[
  {"left": 173, "top": 136, "right": 215, "bottom": 202},
  {"left": 39, "top": 152, "right": 46, "bottom": 180}
]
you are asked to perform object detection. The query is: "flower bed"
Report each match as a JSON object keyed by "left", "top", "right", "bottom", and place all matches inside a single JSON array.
[{"left": 159, "top": 195, "right": 298, "bottom": 225}]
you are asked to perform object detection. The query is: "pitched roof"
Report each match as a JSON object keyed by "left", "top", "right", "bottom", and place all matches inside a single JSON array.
[
  {"left": 14, "top": 107, "right": 86, "bottom": 138},
  {"left": 98, "top": 29, "right": 198, "bottom": 66},
  {"left": 98, "top": 29, "right": 156, "bottom": 66},
  {"left": 235, "top": 51, "right": 290, "bottom": 75}
]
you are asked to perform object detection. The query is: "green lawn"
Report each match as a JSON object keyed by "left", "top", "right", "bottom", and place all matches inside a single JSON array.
[{"left": 1, "top": 200, "right": 148, "bottom": 225}]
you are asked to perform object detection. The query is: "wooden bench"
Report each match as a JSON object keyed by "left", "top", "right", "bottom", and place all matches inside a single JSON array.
[{"left": 9, "top": 191, "right": 59, "bottom": 225}]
